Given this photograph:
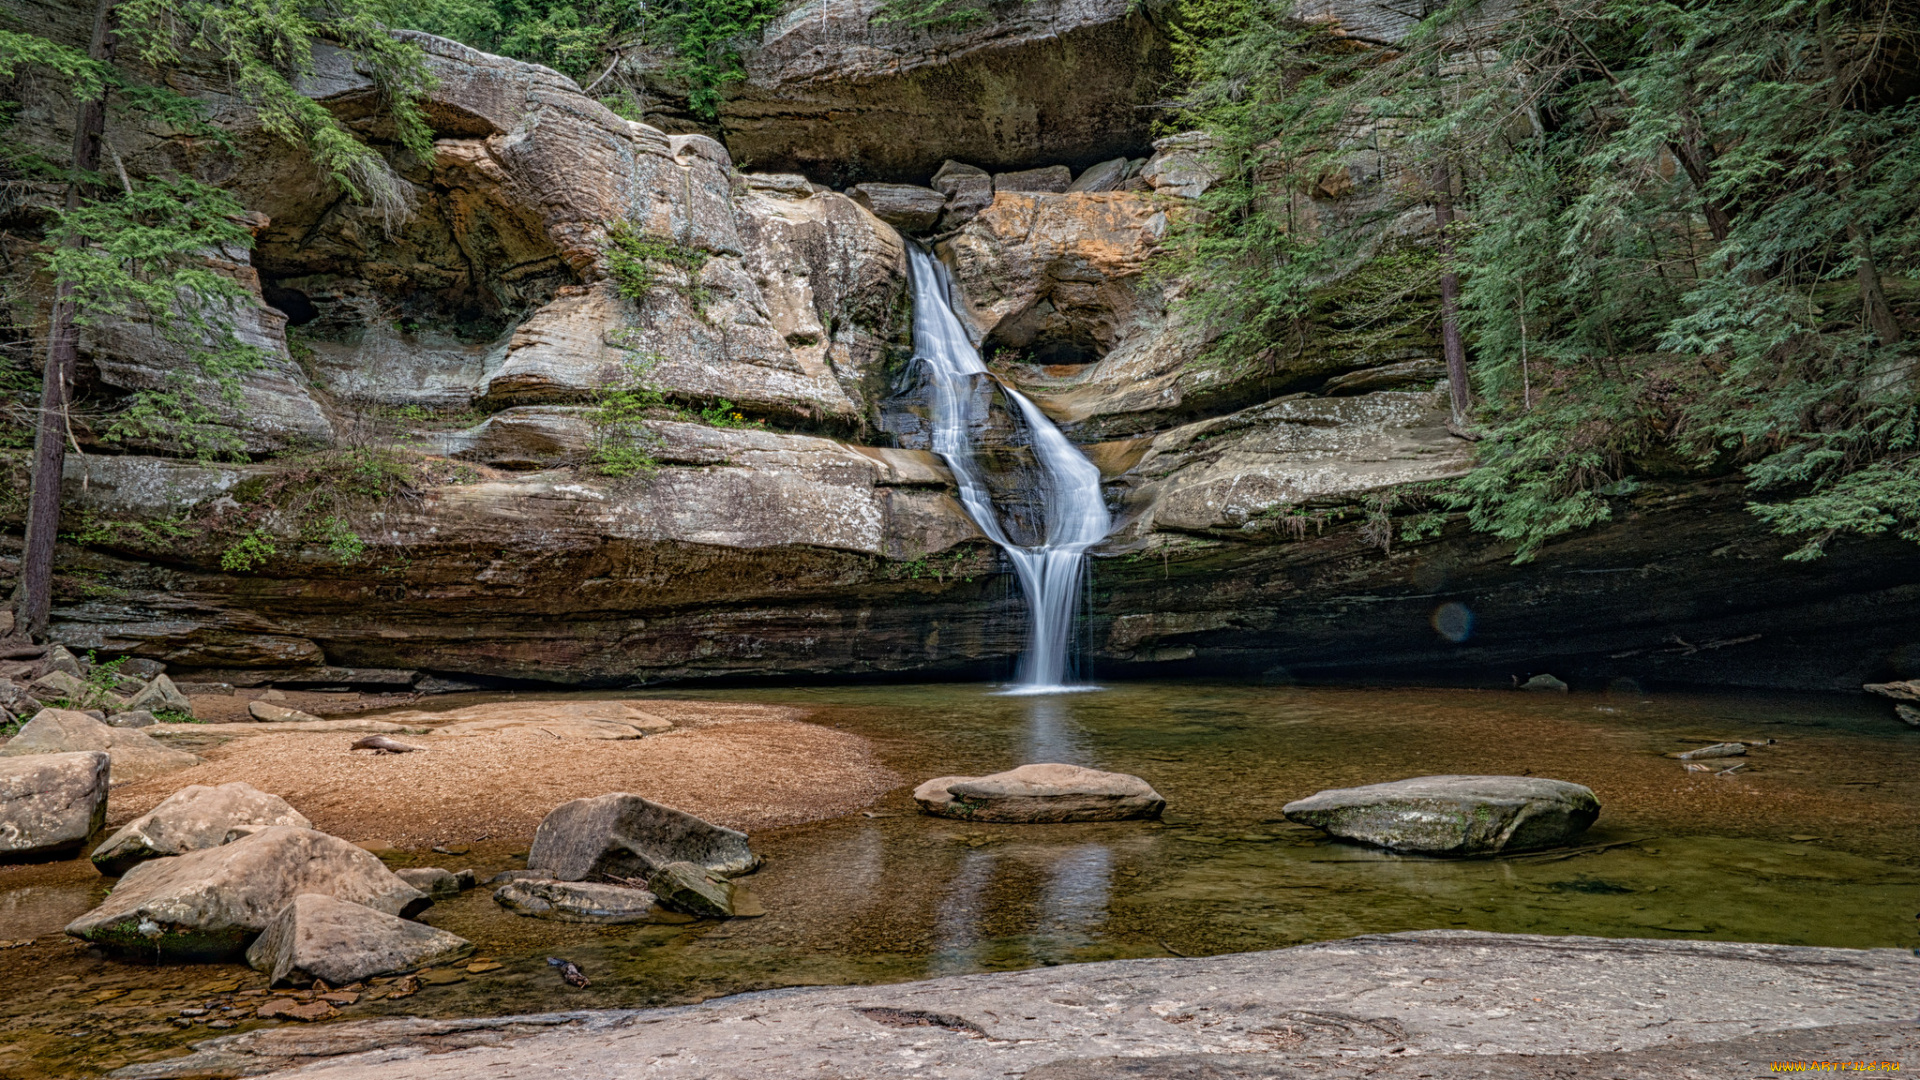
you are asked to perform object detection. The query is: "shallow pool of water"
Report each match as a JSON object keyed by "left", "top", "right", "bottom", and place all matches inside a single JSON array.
[{"left": 4, "top": 681, "right": 1917, "bottom": 1076}]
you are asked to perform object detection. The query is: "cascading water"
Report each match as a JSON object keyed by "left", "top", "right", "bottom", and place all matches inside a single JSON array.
[{"left": 907, "top": 247, "right": 1112, "bottom": 693}]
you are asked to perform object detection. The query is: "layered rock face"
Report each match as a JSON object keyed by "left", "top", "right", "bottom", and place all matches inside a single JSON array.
[
  {"left": 713, "top": 0, "right": 1175, "bottom": 184},
  {"left": 11, "top": 21, "right": 1920, "bottom": 695}
]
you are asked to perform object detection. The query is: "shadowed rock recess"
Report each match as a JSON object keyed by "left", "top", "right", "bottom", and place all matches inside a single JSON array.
[
  {"left": 5, "top": 8, "right": 1919, "bottom": 695},
  {"left": 107, "top": 932, "right": 1919, "bottom": 1079}
]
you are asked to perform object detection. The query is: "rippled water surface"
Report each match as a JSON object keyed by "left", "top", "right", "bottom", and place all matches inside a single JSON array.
[{"left": 4, "top": 681, "right": 1917, "bottom": 1076}]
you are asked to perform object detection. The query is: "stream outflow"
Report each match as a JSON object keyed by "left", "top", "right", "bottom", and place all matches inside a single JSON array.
[{"left": 907, "top": 248, "right": 1111, "bottom": 692}]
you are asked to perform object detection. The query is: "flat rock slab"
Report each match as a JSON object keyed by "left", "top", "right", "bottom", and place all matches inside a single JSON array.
[
  {"left": 915, "top": 763, "right": 1165, "bottom": 823},
  {"left": 0, "top": 708, "right": 201, "bottom": 785},
  {"left": 0, "top": 751, "right": 109, "bottom": 859},
  {"left": 527, "top": 792, "right": 758, "bottom": 880},
  {"left": 1283, "top": 775, "right": 1599, "bottom": 855},
  {"left": 109, "top": 932, "right": 1919, "bottom": 1080},
  {"left": 67, "top": 825, "right": 428, "bottom": 959},
  {"left": 247, "top": 893, "right": 471, "bottom": 988},
  {"left": 492, "top": 879, "right": 671, "bottom": 924},
  {"left": 92, "top": 781, "right": 311, "bottom": 876},
  {"left": 150, "top": 720, "right": 412, "bottom": 736},
  {"left": 250, "top": 701, "right": 325, "bottom": 723},
  {"left": 381, "top": 701, "right": 672, "bottom": 739}
]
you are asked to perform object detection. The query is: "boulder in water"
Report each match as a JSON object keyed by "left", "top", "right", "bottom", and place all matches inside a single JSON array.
[
  {"left": 913, "top": 763, "right": 1165, "bottom": 823},
  {"left": 0, "top": 751, "right": 109, "bottom": 860},
  {"left": 1282, "top": 775, "right": 1600, "bottom": 855},
  {"left": 848, "top": 182, "right": 947, "bottom": 233},
  {"left": 247, "top": 893, "right": 472, "bottom": 987},
  {"left": 91, "top": 782, "right": 312, "bottom": 876},
  {"left": 66, "top": 825, "right": 430, "bottom": 958},
  {"left": 493, "top": 878, "right": 670, "bottom": 923},
  {"left": 395, "top": 867, "right": 463, "bottom": 900},
  {"left": 646, "top": 861, "right": 749, "bottom": 918},
  {"left": 527, "top": 793, "right": 759, "bottom": 880}
]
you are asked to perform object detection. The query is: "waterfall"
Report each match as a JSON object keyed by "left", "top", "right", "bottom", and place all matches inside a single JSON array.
[{"left": 907, "top": 247, "right": 1112, "bottom": 693}]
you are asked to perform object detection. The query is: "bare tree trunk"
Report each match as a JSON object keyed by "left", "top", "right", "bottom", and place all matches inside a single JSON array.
[
  {"left": 1432, "top": 157, "right": 1471, "bottom": 427},
  {"left": 20, "top": 0, "right": 116, "bottom": 638},
  {"left": 1817, "top": 8, "right": 1904, "bottom": 347}
]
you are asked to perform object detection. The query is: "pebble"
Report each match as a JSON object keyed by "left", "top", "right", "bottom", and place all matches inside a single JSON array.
[
  {"left": 466, "top": 961, "right": 503, "bottom": 974},
  {"left": 207, "top": 1020, "right": 235, "bottom": 1029},
  {"left": 178, "top": 1008, "right": 207, "bottom": 1017}
]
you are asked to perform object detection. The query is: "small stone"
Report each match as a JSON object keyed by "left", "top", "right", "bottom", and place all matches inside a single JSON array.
[
  {"left": 1669, "top": 743, "right": 1746, "bottom": 761},
  {"left": 418, "top": 967, "right": 466, "bottom": 985},
  {"left": 466, "top": 960, "right": 503, "bottom": 973},
  {"left": 453, "top": 869, "right": 477, "bottom": 890},
  {"left": 121, "top": 659, "right": 166, "bottom": 680},
  {"left": 256, "top": 997, "right": 335, "bottom": 1022},
  {"left": 44, "top": 645, "right": 82, "bottom": 677},
  {"left": 178, "top": 1008, "right": 208, "bottom": 1017},
  {"left": 206, "top": 1019, "right": 235, "bottom": 1029},
  {"left": 316, "top": 991, "right": 359, "bottom": 1004},
  {"left": 381, "top": 975, "right": 419, "bottom": 999},
  {"left": 105, "top": 710, "right": 158, "bottom": 729},
  {"left": 432, "top": 843, "right": 470, "bottom": 855},
  {"left": 1520, "top": 674, "right": 1569, "bottom": 693},
  {"left": 250, "top": 701, "right": 322, "bottom": 724}
]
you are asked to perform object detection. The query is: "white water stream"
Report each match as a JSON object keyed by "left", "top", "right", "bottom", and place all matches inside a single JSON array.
[{"left": 907, "top": 247, "right": 1111, "bottom": 692}]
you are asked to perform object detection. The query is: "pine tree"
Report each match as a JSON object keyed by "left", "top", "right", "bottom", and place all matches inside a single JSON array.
[{"left": 0, "top": 0, "right": 435, "bottom": 635}]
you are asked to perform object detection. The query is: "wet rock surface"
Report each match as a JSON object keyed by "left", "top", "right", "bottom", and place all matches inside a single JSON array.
[
  {"left": 492, "top": 879, "right": 669, "bottom": 924},
  {"left": 66, "top": 826, "right": 429, "bottom": 958},
  {"left": 91, "top": 782, "right": 313, "bottom": 877},
  {"left": 103, "top": 932, "right": 1920, "bottom": 1079},
  {"left": 1283, "top": 775, "right": 1601, "bottom": 855},
  {"left": 527, "top": 794, "right": 760, "bottom": 881},
  {"left": 0, "top": 751, "right": 109, "bottom": 859},
  {"left": 645, "top": 861, "right": 742, "bottom": 919},
  {"left": 246, "top": 893, "right": 473, "bottom": 988},
  {"left": 914, "top": 763, "right": 1165, "bottom": 822}
]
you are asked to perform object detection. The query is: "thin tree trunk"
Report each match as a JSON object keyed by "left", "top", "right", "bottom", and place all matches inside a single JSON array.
[
  {"left": 1432, "top": 157, "right": 1471, "bottom": 426},
  {"left": 20, "top": 0, "right": 116, "bottom": 638},
  {"left": 1817, "top": 8, "right": 1904, "bottom": 346}
]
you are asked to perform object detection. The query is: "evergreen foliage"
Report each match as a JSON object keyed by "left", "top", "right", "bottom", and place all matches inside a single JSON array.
[
  {"left": 403, "top": 0, "right": 784, "bottom": 119},
  {"left": 1166, "top": 0, "right": 1920, "bottom": 561}
]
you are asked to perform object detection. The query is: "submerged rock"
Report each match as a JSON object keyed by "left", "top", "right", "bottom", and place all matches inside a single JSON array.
[
  {"left": 394, "top": 867, "right": 463, "bottom": 900},
  {"left": 1283, "top": 775, "right": 1600, "bottom": 855},
  {"left": 0, "top": 708, "right": 201, "bottom": 784},
  {"left": 66, "top": 825, "right": 430, "bottom": 958},
  {"left": 527, "top": 793, "right": 759, "bottom": 880},
  {"left": 913, "top": 763, "right": 1165, "bottom": 823},
  {"left": 0, "top": 751, "right": 109, "bottom": 860},
  {"left": 493, "top": 878, "right": 669, "bottom": 923},
  {"left": 91, "top": 782, "right": 312, "bottom": 876},
  {"left": 246, "top": 893, "right": 471, "bottom": 987},
  {"left": 1669, "top": 742, "right": 1746, "bottom": 761},
  {"left": 1521, "top": 674, "right": 1569, "bottom": 692},
  {"left": 647, "top": 861, "right": 757, "bottom": 919}
]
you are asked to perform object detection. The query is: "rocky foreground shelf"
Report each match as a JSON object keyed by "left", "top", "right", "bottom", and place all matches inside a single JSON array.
[{"left": 113, "top": 931, "right": 1916, "bottom": 1079}]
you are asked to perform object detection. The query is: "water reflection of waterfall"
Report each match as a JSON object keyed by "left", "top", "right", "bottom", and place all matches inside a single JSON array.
[
  {"left": 1020, "top": 697, "right": 1090, "bottom": 766},
  {"left": 907, "top": 246, "right": 1112, "bottom": 692}
]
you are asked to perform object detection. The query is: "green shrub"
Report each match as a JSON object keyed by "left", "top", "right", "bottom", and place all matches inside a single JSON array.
[
  {"left": 605, "top": 222, "right": 709, "bottom": 312},
  {"left": 220, "top": 528, "right": 278, "bottom": 572}
]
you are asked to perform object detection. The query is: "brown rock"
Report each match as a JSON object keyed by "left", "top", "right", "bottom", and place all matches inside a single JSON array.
[
  {"left": 246, "top": 893, "right": 472, "bottom": 988},
  {"left": 993, "top": 165, "right": 1072, "bottom": 193},
  {"left": 848, "top": 183, "right": 946, "bottom": 233},
  {"left": 913, "top": 763, "right": 1165, "bottom": 823},
  {"left": 249, "top": 701, "right": 323, "bottom": 724},
  {"left": 0, "top": 708, "right": 201, "bottom": 785},
  {"left": 527, "top": 792, "right": 759, "bottom": 880}
]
